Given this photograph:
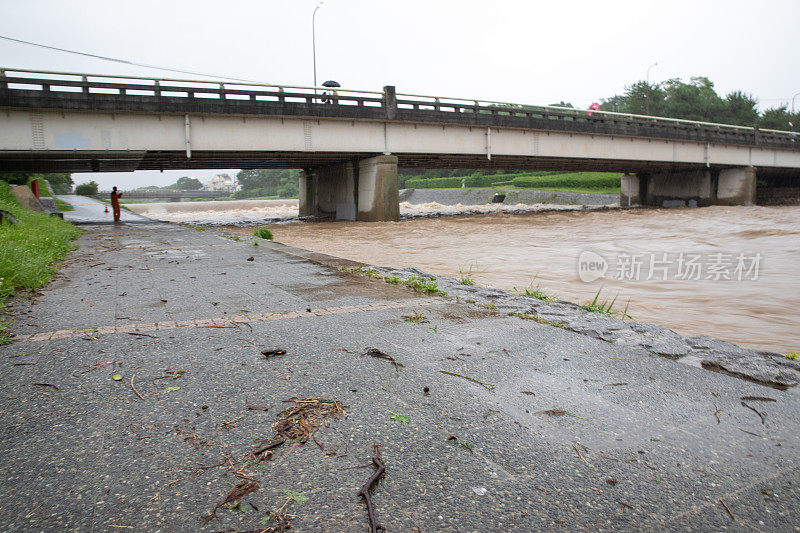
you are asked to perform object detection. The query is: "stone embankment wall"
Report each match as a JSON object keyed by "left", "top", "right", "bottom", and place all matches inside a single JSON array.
[{"left": 400, "top": 188, "right": 618, "bottom": 206}]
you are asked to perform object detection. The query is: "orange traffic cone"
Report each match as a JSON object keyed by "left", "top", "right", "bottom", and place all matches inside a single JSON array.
[{"left": 104, "top": 205, "right": 109, "bottom": 213}]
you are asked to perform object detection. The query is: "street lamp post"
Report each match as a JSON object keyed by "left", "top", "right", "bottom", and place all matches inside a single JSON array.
[
  {"left": 645, "top": 61, "right": 658, "bottom": 115},
  {"left": 792, "top": 91, "right": 800, "bottom": 115},
  {"left": 312, "top": 1, "right": 324, "bottom": 88}
]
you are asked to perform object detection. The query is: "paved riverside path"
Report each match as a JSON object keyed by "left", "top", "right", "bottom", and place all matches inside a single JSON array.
[
  {"left": 1, "top": 224, "right": 799, "bottom": 532},
  {"left": 55, "top": 194, "right": 152, "bottom": 224}
]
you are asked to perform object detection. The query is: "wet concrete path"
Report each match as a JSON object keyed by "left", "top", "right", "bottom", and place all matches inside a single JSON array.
[
  {"left": 55, "top": 194, "right": 152, "bottom": 224},
  {"left": 1, "top": 223, "right": 798, "bottom": 531}
]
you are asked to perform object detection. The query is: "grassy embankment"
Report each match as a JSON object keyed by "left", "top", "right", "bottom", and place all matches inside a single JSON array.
[
  {"left": 26, "top": 177, "right": 74, "bottom": 211},
  {"left": 0, "top": 181, "right": 81, "bottom": 343},
  {"left": 404, "top": 171, "right": 620, "bottom": 195}
]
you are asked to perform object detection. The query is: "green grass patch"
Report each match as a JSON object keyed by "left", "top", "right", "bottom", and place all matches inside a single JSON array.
[
  {"left": 340, "top": 266, "right": 447, "bottom": 297},
  {"left": 253, "top": 227, "right": 273, "bottom": 240},
  {"left": 402, "top": 275, "right": 447, "bottom": 296},
  {"left": 580, "top": 289, "right": 631, "bottom": 319},
  {"left": 54, "top": 198, "right": 74, "bottom": 212},
  {"left": 786, "top": 351, "right": 799, "bottom": 361},
  {"left": 458, "top": 263, "right": 479, "bottom": 285},
  {"left": 509, "top": 310, "right": 565, "bottom": 328},
  {"left": 513, "top": 279, "right": 555, "bottom": 301},
  {"left": 511, "top": 172, "right": 619, "bottom": 190},
  {"left": 0, "top": 181, "right": 81, "bottom": 343}
]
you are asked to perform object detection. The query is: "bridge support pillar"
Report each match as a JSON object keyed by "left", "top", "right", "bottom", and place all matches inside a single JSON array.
[
  {"left": 620, "top": 173, "right": 641, "bottom": 206},
  {"left": 716, "top": 167, "right": 756, "bottom": 205},
  {"left": 357, "top": 155, "right": 399, "bottom": 222},
  {"left": 299, "top": 155, "right": 399, "bottom": 222},
  {"left": 623, "top": 167, "right": 756, "bottom": 208}
]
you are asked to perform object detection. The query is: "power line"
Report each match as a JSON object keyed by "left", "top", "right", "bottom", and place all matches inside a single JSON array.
[{"left": 0, "top": 33, "right": 261, "bottom": 83}]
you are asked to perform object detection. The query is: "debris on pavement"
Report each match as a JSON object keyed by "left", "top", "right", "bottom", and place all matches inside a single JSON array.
[
  {"left": 538, "top": 408, "right": 585, "bottom": 420},
  {"left": 439, "top": 369, "right": 495, "bottom": 390},
  {"left": 363, "top": 347, "right": 404, "bottom": 369},
  {"left": 272, "top": 398, "right": 346, "bottom": 443},
  {"left": 357, "top": 445, "right": 386, "bottom": 533},
  {"left": 246, "top": 401, "right": 270, "bottom": 412},
  {"left": 202, "top": 480, "right": 259, "bottom": 523},
  {"left": 261, "top": 349, "right": 287, "bottom": 358}
]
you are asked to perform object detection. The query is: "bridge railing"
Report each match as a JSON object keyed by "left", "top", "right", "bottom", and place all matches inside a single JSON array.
[{"left": 1, "top": 67, "right": 797, "bottom": 149}]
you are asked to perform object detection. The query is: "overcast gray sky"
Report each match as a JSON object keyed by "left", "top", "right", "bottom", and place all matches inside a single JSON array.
[{"left": 2, "top": 0, "right": 798, "bottom": 189}]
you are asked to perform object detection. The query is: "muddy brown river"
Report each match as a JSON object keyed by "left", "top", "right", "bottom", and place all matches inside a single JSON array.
[{"left": 227, "top": 206, "right": 800, "bottom": 354}]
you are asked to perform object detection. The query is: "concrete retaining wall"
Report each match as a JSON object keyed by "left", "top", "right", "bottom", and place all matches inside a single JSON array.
[{"left": 400, "top": 188, "right": 618, "bottom": 206}]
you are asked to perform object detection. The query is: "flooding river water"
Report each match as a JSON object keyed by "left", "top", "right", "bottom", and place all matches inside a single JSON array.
[
  {"left": 129, "top": 201, "right": 800, "bottom": 354},
  {"left": 238, "top": 206, "right": 799, "bottom": 354}
]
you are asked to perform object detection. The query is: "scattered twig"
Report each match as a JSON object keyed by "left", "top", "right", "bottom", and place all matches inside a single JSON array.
[
  {"left": 357, "top": 445, "right": 386, "bottom": 533},
  {"left": 615, "top": 499, "right": 634, "bottom": 511},
  {"left": 32, "top": 383, "right": 59, "bottom": 390},
  {"left": 741, "top": 401, "right": 766, "bottom": 425},
  {"left": 364, "top": 348, "right": 404, "bottom": 369},
  {"left": 127, "top": 332, "right": 157, "bottom": 339},
  {"left": 740, "top": 396, "right": 776, "bottom": 402},
  {"left": 202, "top": 480, "right": 259, "bottom": 523},
  {"left": 719, "top": 498, "right": 734, "bottom": 520},
  {"left": 739, "top": 428, "right": 763, "bottom": 438},
  {"left": 131, "top": 374, "right": 146, "bottom": 401},
  {"left": 438, "top": 369, "right": 495, "bottom": 390},
  {"left": 24, "top": 504, "right": 42, "bottom": 519},
  {"left": 231, "top": 320, "right": 252, "bottom": 331},
  {"left": 573, "top": 444, "right": 589, "bottom": 465},
  {"left": 252, "top": 438, "right": 286, "bottom": 456},
  {"left": 538, "top": 408, "right": 585, "bottom": 420},
  {"left": 604, "top": 382, "right": 629, "bottom": 387},
  {"left": 246, "top": 401, "right": 269, "bottom": 412},
  {"left": 220, "top": 415, "right": 246, "bottom": 429},
  {"left": 713, "top": 402, "right": 721, "bottom": 424}
]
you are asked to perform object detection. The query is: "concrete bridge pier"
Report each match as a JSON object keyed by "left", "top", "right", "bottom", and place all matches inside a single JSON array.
[
  {"left": 299, "top": 155, "right": 399, "bottom": 221},
  {"left": 621, "top": 167, "right": 756, "bottom": 207}
]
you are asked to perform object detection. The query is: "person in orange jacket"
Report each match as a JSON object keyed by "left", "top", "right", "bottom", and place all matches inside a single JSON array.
[{"left": 110, "top": 186, "right": 123, "bottom": 222}]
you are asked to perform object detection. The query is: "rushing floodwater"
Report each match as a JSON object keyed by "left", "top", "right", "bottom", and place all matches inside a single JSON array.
[
  {"left": 235, "top": 206, "right": 799, "bottom": 354},
  {"left": 129, "top": 201, "right": 800, "bottom": 353}
]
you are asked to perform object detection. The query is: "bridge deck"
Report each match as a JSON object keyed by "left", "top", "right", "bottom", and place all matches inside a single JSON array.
[{"left": 1, "top": 69, "right": 798, "bottom": 173}]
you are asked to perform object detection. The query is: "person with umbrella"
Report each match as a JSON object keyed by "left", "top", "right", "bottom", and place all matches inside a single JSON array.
[{"left": 321, "top": 80, "right": 340, "bottom": 104}]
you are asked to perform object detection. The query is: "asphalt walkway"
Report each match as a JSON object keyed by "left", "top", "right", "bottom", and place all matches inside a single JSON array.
[
  {"left": 55, "top": 194, "right": 152, "bottom": 224},
  {"left": 1, "top": 223, "right": 798, "bottom": 532}
]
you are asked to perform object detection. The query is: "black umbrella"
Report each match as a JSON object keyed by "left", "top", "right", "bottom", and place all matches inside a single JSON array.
[{"left": 321, "top": 80, "right": 341, "bottom": 88}]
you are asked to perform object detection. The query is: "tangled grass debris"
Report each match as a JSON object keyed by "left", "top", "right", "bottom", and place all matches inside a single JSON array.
[{"left": 272, "top": 398, "right": 347, "bottom": 443}]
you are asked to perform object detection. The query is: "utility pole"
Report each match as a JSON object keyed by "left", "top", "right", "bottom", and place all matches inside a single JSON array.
[
  {"left": 312, "top": 2, "right": 324, "bottom": 88},
  {"left": 646, "top": 62, "right": 658, "bottom": 115}
]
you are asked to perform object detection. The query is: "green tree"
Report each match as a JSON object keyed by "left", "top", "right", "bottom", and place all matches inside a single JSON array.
[
  {"left": 722, "top": 91, "right": 759, "bottom": 126},
  {"left": 615, "top": 81, "right": 666, "bottom": 115},
  {"left": 175, "top": 176, "right": 203, "bottom": 190},
  {"left": 759, "top": 105, "right": 796, "bottom": 130},
  {"left": 661, "top": 77, "right": 725, "bottom": 122},
  {"left": 74, "top": 181, "right": 99, "bottom": 195}
]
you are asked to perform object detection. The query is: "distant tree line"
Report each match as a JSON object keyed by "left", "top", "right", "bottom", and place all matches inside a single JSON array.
[
  {"left": 597, "top": 76, "right": 798, "bottom": 129},
  {"left": 135, "top": 176, "right": 204, "bottom": 191},
  {"left": 234, "top": 169, "right": 299, "bottom": 198}
]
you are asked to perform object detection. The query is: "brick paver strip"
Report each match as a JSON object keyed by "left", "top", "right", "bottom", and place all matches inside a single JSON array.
[{"left": 11, "top": 300, "right": 431, "bottom": 343}]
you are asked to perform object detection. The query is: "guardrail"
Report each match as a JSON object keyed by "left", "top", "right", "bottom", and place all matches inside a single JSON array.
[{"left": 1, "top": 67, "right": 797, "bottom": 150}]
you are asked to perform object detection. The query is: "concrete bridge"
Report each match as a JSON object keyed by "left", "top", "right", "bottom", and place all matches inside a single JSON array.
[{"left": 1, "top": 68, "right": 799, "bottom": 221}]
